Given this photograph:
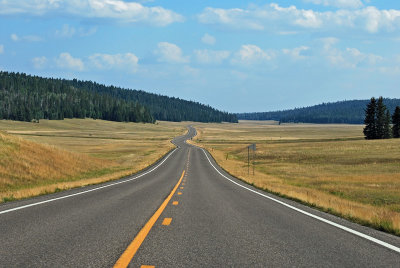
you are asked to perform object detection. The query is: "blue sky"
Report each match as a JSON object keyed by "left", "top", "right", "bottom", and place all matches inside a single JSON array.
[{"left": 0, "top": 0, "right": 400, "bottom": 112}]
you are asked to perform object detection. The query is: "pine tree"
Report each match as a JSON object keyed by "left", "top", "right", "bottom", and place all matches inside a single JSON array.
[
  {"left": 363, "top": 97, "right": 377, "bottom": 139},
  {"left": 376, "top": 97, "right": 387, "bottom": 139},
  {"left": 384, "top": 110, "right": 392, "bottom": 139},
  {"left": 393, "top": 106, "right": 400, "bottom": 138}
]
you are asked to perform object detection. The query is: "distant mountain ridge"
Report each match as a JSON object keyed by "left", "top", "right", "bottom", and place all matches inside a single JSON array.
[{"left": 237, "top": 99, "right": 400, "bottom": 124}]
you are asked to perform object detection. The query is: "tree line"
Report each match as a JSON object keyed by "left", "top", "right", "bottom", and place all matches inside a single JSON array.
[
  {"left": 0, "top": 72, "right": 154, "bottom": 123},
  {"left": 0, "top": 72, "right": 238, "bottom": 123},
  {"left": 68, "top": 78, "right": 237, "bottom": 123},
  {"left": 237, "top": 99, "right": 400, "bottom": 124},
  {"left": 364, "top": 97, "right": 400, "bottom": 139}
]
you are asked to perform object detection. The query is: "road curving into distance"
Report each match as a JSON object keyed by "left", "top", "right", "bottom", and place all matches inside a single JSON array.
[{"left": 0, "top": 126, "right": 399, "bottom": 267}]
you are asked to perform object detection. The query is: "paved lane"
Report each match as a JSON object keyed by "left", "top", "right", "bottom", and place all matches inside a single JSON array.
[
  {"left": 0, "top": 130, "right": 192, "bottom": 267},
  {"left": 1, "top": 126, "right": 399, "bottom": 267}
]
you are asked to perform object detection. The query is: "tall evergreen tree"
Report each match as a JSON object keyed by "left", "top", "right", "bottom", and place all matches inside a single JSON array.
[
  {"left": 393, "top": 106, "right": 400, "bottom": 138},
  {"left": 384, "top": 110, "right": 392, "bottom": 139},
  {"left": 363, "top": 97, "right": 377, "bottom": 139},
  {"left": 376, "top": 97, "right": 387, "bottom": 139}
]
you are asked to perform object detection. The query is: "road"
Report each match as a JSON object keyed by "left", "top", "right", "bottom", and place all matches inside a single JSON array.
[{"left": 0, "top": 126, "right": 399, "bottom": 267}]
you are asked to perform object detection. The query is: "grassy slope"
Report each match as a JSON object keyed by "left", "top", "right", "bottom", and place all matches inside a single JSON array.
[
  {"left": 192, "top": 121, "right": 400, "bottom": 235},
  {"left": 0, "top": 119, "right": 186, "bottom": 202}
]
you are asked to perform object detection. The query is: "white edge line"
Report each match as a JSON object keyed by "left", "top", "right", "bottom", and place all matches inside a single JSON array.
[
  {"left": 200, "top": 148, "right": 400, "bottom": 254},
  {"left": 0, "top": 148, "right": 178, "bottom": 215}
]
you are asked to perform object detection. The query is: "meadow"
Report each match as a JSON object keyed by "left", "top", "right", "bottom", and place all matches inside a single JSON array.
[
  {"left": 192, "top": 120, "right": 400, "bottom": 235},
  {"left": 0, "top": 119, "right": 185, "bottom": 202}
]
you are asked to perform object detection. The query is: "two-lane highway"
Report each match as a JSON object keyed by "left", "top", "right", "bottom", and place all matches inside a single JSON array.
[{"left": 1, "top": 126, "right": 399, "bottom": 267}]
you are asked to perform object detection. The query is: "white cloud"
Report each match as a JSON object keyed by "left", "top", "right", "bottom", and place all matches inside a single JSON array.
[
  {"left": 0, "top": 45, "right": 3, "bottom": 54},
  {"left": 55, "top": 24, "right": 97, "bottom": 38},
  {"left": 232, "top": 45, "right": 274, "bottom": 65},
  {"left": 346, "top": 47, "right": 382, "bottom": 65},
  {"left": 80, "top": 27, "right": 97, "bottom": 37},
  {"left": 198, "top": 7, "right": 265, "bottom": 30},
  {"left": 198, "top": 3, "right": 400, "bottom": 33},
  {"left": 155, "top": 42, "right": 189, "bottom": 63},
  {"left": 201, "top": 33, "right": 216, "bottom": 45},
  {"left": 304, "top": 0, "right": 364, "bottom": 9},
  {"left": 56, "top": 52, "right": 84, "bottom": 71},
  {"left": 0, "top": 0, "right": 183, "bottom": 27},
  {"left": 282, "top": 46, "right": 310, "bottom": 60},
  {"left": 194, "top": 49, "right": 230, "bottom": 64},
  {"left": 55, "top": 24, "right": 76, "bottom": 38},
  {"left": 11, "top": 34, "right": 19, "bottom": 41},
  {"left": 89, "top": 53, "right": 139, "bottom": 72},
  {"left": 320, "top": 38, "right": 382, "bottom": 68},
  {"left": 11, "top": 33, "right": 42, "bottom": 42},
  {"left": 32, "top": 56, "right": 48, "bottom": 69}
]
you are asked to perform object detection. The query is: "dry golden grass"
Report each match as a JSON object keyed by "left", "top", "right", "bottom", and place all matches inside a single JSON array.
[
  {"left": 0, "top": 119, "right": 186, "bottom": 202},
  {"left": 192, "top": 120, "right": 400, "bottom": 234}
]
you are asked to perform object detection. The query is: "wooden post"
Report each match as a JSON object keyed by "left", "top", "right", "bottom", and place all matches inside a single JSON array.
[{"left": 248, "top": 147, "right": 249, "bottom": 175}]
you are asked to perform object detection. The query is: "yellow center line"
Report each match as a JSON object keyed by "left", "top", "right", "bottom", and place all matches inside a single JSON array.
[
  {"left": 113, "top": 170, "right": 185, "bottom": 268},
  {"left": 172, "top": 201, "right": 178, "bottom": 205},
  {"left": 162, "top": 218, "right": 172, "bottom": 226},
  {"left": 177, "top": 192, "right": 182, "bottom": 195},
  {"left": 141, "top": 266, "right": 155, "bottom": 268}
]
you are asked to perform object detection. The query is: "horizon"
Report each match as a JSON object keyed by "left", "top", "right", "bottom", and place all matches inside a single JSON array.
[
  {"left": 5, "top": 69, "right": 399, "bottom": 115},
  {"left": 1, "top": 0, "right": 400, "bottom": 112}
]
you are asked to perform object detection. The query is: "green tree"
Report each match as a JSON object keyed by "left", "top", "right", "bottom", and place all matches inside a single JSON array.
[
  {"left": 376, "top": 97, "right": 387, "bottom": 139},
  {"left": 384, "top": 110, "right": 392, "bottom": 139},
  {"left": 393, "top": 106, "right": 400, "bottom": 138},
  {"left": 363, "top": 97, "right": 377, "bottom": 139}
]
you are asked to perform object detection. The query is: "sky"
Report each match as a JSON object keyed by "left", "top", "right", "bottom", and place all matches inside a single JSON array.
[{"left": 0, "top": 0, "right": 400, "bottom": 113}]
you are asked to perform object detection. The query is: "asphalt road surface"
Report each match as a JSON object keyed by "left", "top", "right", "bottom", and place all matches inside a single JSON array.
[{"left": 1, "top": 126, "right": 399, "bottom": 267}]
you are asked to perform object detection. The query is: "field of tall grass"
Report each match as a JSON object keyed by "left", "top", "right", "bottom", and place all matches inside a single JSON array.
[
  {"left": 0, "top": 119, "right": 185, "bottom": 202},
  {"left": 192, "top": 121, "right": 400, "bottom": 235}
]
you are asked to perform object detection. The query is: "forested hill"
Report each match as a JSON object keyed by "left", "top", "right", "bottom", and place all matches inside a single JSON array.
[
  {"left": 0, "top": 72, "right": 237, "bottom": 123},
  {"left": 237, "top": 99, "right": 400, "bottom": 124}
]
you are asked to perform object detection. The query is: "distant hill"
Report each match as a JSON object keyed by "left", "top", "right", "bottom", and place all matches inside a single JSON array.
[
  {"left": 237, "top": 99, "right": 400, "bottom": 124},
  {"left": 0, "top": 71, "right": 237, "bottom": 123}
]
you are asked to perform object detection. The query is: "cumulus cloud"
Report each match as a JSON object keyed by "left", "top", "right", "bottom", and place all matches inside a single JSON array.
[
  {"left": 56, "top": 53, "right": 85, "bottom": 71},
  {"left": 304, "top": 0, "right": 364, "bottom": 9},
  {"left": 201, "top": 33, "right": 216, "bottom": 45},
  {"left": 32, "top": 56, "right": 48, "bottom": 69},
  {"left": 320, "top": 38, "right": 382, "bottom": 68},
  {"left": 0, "top": 45, "right": 3, "bottom": 54},
  {"left": 198, "top": 3, "right": 400, "bottom": 33},
  {"left": 11, "top": 33, "right": 42, "bottom": 42},
  {"left": 89, "top": 53, "right": 139, "bottom": 72},
  {"left": 282, "top": 46, "right": 310, "bottom": 60},
  {"left": 232, "top": 45, "right": 274, "bottom": 65},
  {"left": 0, "top": 0, "right": 183, "bottom": 26},
  {"left": 155, "top": 42, "right": 189, "bottom": 63},
  {"left": 198, "top": 7, "right": 265, "bottom": 30},
  {"left": 194, "top": 49, "right": 230, "bottom": 64},
  {"left": 33, "top": 52, "right": 140, "bottom": 72}
]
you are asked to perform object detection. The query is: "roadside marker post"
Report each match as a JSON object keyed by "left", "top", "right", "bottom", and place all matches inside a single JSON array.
[{"left": 247, "top": 144, "right": 256, "bottom": 175}]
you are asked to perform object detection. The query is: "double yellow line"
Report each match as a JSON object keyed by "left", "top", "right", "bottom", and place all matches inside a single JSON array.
[{"left": 114, "top": 170, "right": 185, "bottom": 268}]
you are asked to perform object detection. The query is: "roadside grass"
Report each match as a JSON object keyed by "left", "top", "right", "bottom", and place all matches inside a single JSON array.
[
  {"left": 192, "top": 120, "right": 400, "bottom": 235},
  {"left": 0, "top": 119, "right": 185, "bottom": 202}
]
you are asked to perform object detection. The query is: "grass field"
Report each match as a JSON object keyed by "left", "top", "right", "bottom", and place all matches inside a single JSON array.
[
  {"left": 0, "top": 119, "right": 185, "bottom": 202},
  {"left": 192, "top": 120, "right": 400, "bottom": 235}
]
